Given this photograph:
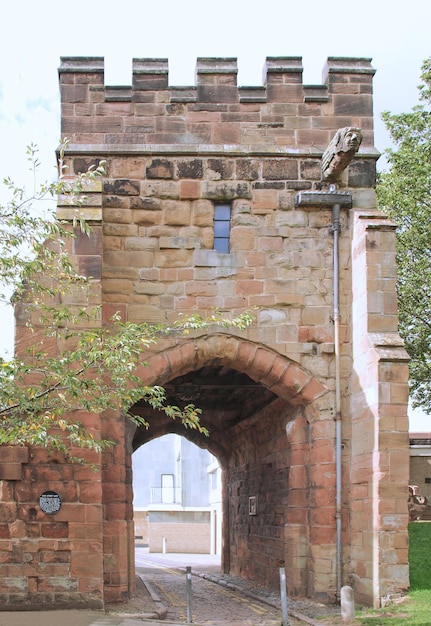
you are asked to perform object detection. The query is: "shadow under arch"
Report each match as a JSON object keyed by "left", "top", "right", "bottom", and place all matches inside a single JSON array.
[{"left": 134, "top": 332, "right": 328, "bottom": 407}]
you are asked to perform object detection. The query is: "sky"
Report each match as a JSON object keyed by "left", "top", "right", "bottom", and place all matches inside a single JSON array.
[{"left": 1, "top": 0, "right": 430, "bottom": 428}]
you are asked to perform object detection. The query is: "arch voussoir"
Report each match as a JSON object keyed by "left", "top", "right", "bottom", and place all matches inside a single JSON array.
[
  {"left": 292, "top": 376, "right": 329, "bottom": 405},
  {"left": 260, "top": 354, "right": 290, "bottom": 389},
  {"left": 229, "top": 339, "right": 259, "bottom": 374},
  {"left": 268, "top": 362, "right": 327, "bottom": 405},
  {"left": 136, "top": 352, "right": 170, "bottom": 386},
  {"left": 140, "top": 335, "right": 328, "bottom": 407},
  {"left": 246, "top": 346, "right": 278, "bottom": 382}
]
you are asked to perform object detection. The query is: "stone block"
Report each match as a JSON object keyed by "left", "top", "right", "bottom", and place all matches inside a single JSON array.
[
  {"left": 230, "top": 226, "right": 256, "bottom": 250},
  {"left": 41, "top": 524, "right": 68, "bottom": 539},
  {"left": 348, "top": 160, "right": 377, "bottom": 187},
  {"left": 333, "top": 94, "right": 373, "bottom": 116},
  {"left": 263, "top": 158, "right": 298, "bottom": 180},
  {"left": 103, "top": 179, "right": 140, "bottom": 195},
  {"left": 177, "top": 159, "right": 204, "bottom": 179},
  {"left": 208, "top": 158, "right": 235, "bottom": 179},
  {"left": 252, "top": 189, "right": 278, "bottom": 213},
  {"left": 203, "top": 181, "right": 251, "bottom": 201},
  {"left": 179, "top": 180, "right": 200, "bottom": 199},
  {"left": 161, "top": 201, "right": 191, "bottom": 226},
  {"left": 197, "top": 85, "right": 238, "bottom": 103},
  {"left": 146, "top": 159, "right": 174, "bottom": 179},
  {"left": 0, "top": 464, "right": 22, "bottom": 481},
  {"left": 71, "top": 553, "right": 103, "bottom": 578}
]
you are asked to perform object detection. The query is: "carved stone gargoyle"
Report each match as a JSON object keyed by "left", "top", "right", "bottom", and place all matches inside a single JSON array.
[{"left": 321, "top": 127, "right": 362, "bottom": 183}]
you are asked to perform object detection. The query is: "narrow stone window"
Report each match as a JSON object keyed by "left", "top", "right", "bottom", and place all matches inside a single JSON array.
[{"left": 214, "top": 203, "right": 231, "bottom": 253}]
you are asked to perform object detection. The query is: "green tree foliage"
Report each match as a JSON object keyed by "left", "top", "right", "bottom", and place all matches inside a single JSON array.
[
  {"left": 377, "top": 58, "right": 431, "bottom": 413},
  {"left": 0, "top": 142, "right": 254, "bottom": 460}
]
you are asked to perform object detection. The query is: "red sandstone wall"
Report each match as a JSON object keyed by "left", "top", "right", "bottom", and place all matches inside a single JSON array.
[
  {"left": 225, "top": 399, "right": 294, "bottom": 590},
  {"left": 58, "top": 56, "right": 376, "bottom": 151}
]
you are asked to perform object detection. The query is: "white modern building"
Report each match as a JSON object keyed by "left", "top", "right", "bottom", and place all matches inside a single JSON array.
[{"left": 133, "top": 434, "right": 222, "bottom": 554}]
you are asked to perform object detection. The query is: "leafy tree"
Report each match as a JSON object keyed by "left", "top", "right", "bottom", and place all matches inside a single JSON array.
[
  {"left": 377, "top": 58, "right": 431, "bottom": 413},
  {"left": 0, "top": 142, "right": 253, "bottom": 460}
]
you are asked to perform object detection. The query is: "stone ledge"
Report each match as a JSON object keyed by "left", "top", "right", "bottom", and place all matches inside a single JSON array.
[
  {"left": 56, "top": 208, "right": 102, "bottom": 222},
  {"left": 294, "top": 190, "right": 352, "bottom": 209},
  {"left": 63, "top": 143, "right": 381, "bottom": 159}
]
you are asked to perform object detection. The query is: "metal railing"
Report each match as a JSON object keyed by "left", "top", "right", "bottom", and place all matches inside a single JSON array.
[{"left": 150, "top": 486, "right": 182, "bottom": 504}]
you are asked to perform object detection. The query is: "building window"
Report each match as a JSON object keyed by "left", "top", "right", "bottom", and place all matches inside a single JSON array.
[
  {"left": 210, "top": 470, "right": 218, "bottom": 490},
  {"left": 214, "top": 203, "right": 231, "bottom": 253}
]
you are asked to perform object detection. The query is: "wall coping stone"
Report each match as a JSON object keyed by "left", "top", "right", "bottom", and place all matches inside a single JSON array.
[
  {"left": 196, "top": 57, "right": 238, "bottom": 75},
  {"left": 59, "top": 56, "right": 104, "bottom": 73},
  {"left": 324, "top": 57, "right": 376, "bottom": 75},
  {"left": 264, "top": 57, "right": 303, "bottom": 73},
  {"left": 132, "top": 58, "right": 169, "bottom": 75}
]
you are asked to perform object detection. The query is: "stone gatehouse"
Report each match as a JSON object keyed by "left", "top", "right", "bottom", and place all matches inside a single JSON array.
[{"left": 0, "top": 56, "right": 410, "bottom": 610}]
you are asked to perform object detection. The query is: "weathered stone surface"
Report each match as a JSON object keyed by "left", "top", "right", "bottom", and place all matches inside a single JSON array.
[
  {"left": 263, "top": 158, "right": 298, "bottom": 180},
  {"left": 103, "top": 179, "right": 140, "bottom": 195},
  {"left": 177, "top": 159, "right": 203, "bottom": 179},
  {"left": 146, "top": 158, "right": 174, "bottom": 179}
]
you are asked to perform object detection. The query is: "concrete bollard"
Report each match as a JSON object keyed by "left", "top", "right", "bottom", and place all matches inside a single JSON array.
[{"left": 340, "top": 585, "right": 355, "bottom": 621}]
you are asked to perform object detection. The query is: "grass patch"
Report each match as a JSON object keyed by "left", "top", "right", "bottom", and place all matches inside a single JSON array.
[
  {"left": 356, "top": 523, "right": 431, "bottom": 625},
  {"left": 357, "top": 591, "right": 431, "bottom": 625},
  {"left": 408, "top": 522, "right": 431, "bottom": 590}
]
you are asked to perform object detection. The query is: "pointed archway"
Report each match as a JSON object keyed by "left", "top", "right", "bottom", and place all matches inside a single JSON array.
[{"left": 117, "top": 334, "right": 331, "bottom": 595}]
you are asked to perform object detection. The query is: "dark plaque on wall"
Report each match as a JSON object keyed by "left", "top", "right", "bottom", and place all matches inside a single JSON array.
[{"left": 39, "top": 491, "right": 62, "bottom": 515}]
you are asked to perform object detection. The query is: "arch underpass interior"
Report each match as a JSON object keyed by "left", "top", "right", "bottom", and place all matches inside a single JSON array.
[
  {"left": 72, "top": 334, "right": 335, "bottom": 607},
  {"left": 129, "top": 363, "right": 301, "bottom": 592}
]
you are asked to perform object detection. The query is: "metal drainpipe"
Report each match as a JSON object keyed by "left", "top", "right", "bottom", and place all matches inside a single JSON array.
[
  {"left": 330, "top": 192, "right": 343, "bottom": 598},
  {"left": 294, "top": 186, "right": 352, "bottom": 602}
]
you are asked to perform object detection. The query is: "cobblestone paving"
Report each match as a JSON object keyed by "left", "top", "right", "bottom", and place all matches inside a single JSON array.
[
  {"left": 104, "top": 550, "right": 345, "bottom": 625},
  {"left": 138, "top": 562, "right": 284, "bottom": 624},
  {"left": 102, "top": 549, "right": 357, "bottom": 625}
]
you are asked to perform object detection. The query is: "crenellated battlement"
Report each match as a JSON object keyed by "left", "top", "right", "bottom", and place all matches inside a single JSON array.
[{"left": 59, "top": 56, "right": 377, "bottom": 154}]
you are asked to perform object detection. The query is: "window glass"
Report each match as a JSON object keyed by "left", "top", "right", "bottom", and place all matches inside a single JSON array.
[
  {"left": 214, "top": 203, "right": 231, "bottom": 253},
  {"left": 214, "top": 204, "right": 231, "bottom": 221},
  {"left": 214, "top": 221, "right": 230, "bottom": 237}
]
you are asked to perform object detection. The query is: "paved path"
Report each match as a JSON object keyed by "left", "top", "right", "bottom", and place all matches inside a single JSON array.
[
  {"left": 0, "top": 551, "right": 338, "bottom": 626},
  {"left": 136, "top": 554, "right": 282, "bottom": 624}
]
